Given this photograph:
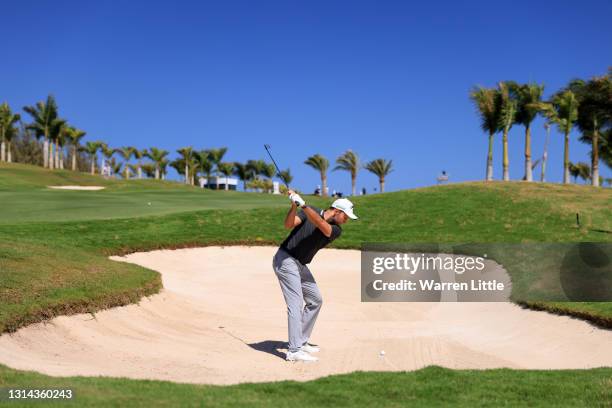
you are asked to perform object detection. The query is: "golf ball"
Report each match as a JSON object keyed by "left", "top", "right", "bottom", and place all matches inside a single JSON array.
[
  {"left": 147, "top": 202, "right": 151, "bottom": 206},
  {"left": 379, "top": 350, "right": 385, "bottom": 356}
]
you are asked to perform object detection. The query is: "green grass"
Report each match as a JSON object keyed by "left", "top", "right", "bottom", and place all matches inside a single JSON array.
[
  {"left": 1, "top": 162, "right": 611, "bottom": 406},
  {"left": 0, "top": 365, "right": 610, "bottom": 407},
  {"left": 0, "top": 162, "right": 287, "bottom": 223}
]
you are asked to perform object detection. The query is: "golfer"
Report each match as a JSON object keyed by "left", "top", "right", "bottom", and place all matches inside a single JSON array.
[{"left": 273, "top": 189, "right": 358, "bottom": 362}]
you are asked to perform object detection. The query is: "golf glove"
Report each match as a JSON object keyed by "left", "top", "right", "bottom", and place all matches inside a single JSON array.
[{"left": 290, "top": 193, "right": 305, "bottom": 207}]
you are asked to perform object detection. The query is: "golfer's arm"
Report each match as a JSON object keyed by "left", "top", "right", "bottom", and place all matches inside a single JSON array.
[
  {"left": 302, "top": 206, "right": 332, "bottom": 237},
  {"left": 284, "top": 204, "right": 302, "bottom": 229}
]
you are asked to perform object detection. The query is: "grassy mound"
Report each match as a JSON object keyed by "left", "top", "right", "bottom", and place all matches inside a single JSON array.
[{"left": 0, "top": 364, "right": 610, "bottom": 407}]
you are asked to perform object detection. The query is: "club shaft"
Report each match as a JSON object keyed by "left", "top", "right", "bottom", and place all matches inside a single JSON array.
[{"left": 264, "top": 145, "right": 289, "bottom": 189}]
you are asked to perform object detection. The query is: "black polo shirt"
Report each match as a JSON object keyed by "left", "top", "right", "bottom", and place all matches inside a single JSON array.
[{"left": 280, "top": 206, "right": 342, "bottom": 265}]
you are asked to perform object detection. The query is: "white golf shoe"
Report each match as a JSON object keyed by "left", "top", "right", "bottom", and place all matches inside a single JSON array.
[
  {"left": 300, "top": 343, "right": 320, "bottom": 353},
  {"left": 286, "top": 350, "right": 318, "bottom": 362}
]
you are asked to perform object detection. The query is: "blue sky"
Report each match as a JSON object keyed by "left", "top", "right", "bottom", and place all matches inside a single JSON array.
[{"left": 1, "top": 0, "right": 611, "bottom": 192}]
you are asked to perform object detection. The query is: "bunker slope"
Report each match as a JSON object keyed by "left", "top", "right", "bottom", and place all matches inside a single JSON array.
[
  {"left": 47, "top": 185, "right": 106, "bottom": 190},
  {"left": 0, "top": 246, "right": 610, "bottom": 385}
]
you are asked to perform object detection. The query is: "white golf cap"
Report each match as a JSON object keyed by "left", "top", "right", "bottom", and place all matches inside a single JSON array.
[{"left": 331, "top": 198, "right": 358, "bottom": 220}]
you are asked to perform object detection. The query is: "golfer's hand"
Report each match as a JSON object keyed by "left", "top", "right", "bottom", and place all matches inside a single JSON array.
[{"left": 289, "top": 192, "right": 305, "bottom": 207}]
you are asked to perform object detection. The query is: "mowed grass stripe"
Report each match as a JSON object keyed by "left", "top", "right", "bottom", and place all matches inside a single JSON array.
[{"left": 0, "top": 365, "right": 610, "bottom": 407}]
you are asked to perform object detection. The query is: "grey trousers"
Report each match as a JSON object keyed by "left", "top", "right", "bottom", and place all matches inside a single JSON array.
[{"left": 273, "top": 248, "right": 323, "bottom": 353}]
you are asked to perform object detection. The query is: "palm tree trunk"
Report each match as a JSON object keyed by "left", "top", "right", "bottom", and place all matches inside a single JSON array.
[
  {"left": 225, "top": 178, "right": 228, "bottom": 190},
  {"left": 502, "top": 128, "right": 509, "bottom": 181},
  {"left": 138, "top": 161, "right": 142, "bottom": 179},
  {"left": 351, "top": 174, "right": 356, "bottom": 196},
  {"left": 90, "top": 154, "right": 96, "bottom": 175},
  {"left": 155, "top": 166, "right": 160, "bottom": 180},
  {"left": 0, "top": 140, "right": 5, "bottom": 162},
  {"left": 185, "top": 163, "right": 189, "bottom": 184},
  {"left": 59, "top": 148, "right": 64, "bottom": 169},
  {"left": 55, "top": 144, "right": 60, "bottom": 170},
  {"left": 591, "top": 123, "right": 599, "bottom": 187},
  {"left": 7, "top": 141, "right": 12, "bottom": 163},
  {"left": 563, "top": 130, "right": 570, "bottom": 184},
  {"left": 524, "top": 125, "right": 532, "bottom": 182},
  {"left": 49, "top": 141, "right": 55, "bottom": 170},
  {"left": 321, "top": 174, "right": 328, "bottom": 197},
  {"left": 72, "top": 146, "right": 77, "bottom": 171},
  {"left": 541, "top": 126, "right": 550, "bottom": 182},
  {"left": 380, "top": 178, "right": 385, "bottom": 193},
  {"left": 43, "top": 137, "right": 49, "bottom": 168},
  {"left": 486, "top": 131, "right": 494, "bottom": 181}
]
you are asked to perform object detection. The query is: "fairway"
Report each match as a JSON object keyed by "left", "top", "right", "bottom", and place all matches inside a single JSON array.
[{"left": 0, "top": 163, "right": 286, "bottom": 223}]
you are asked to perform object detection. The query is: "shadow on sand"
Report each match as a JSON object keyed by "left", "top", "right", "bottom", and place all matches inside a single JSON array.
[{"left": 248, "top": 340, "right": 287, "bottom": 360}]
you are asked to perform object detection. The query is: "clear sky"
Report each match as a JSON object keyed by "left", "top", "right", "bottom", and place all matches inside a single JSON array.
[{"left": 1, "top": 0, "right": 610, "bottom": 192}]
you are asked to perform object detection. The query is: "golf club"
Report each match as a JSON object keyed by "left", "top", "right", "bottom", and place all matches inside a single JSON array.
[{"left": 264, "top": 144, "right": 289, "bottom": 189}]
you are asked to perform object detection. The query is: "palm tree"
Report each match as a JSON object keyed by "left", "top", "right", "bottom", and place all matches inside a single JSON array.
[
  {"left": 83, "top": 141, "right": 102, "bottom": 174},
  {"left": 23, "top": 95, "right": 60, "bottom": 169},
  {"left": 99, "top": 143, "right": 116, "bottom": 175},
  {"left": 133, "top": 148, "right": 147, "bottom": 179},
  {"left": 514, "top": 83, "right": 545, "bottom": 182},
  {"left": 278, "top": 168, "right": 293, "bottom": 187},
  {"left": 245, "top": 159, "right": 266, "bottom": 192},
  {"left": 177, "top": 147, "right": 194, "bottom": 185},
  {"left": 3, "top": 119, "right": 20, "bottom": 163},
  {"left": 261, "top": 162, "right": 276, "bottom": 192},
  {"left": 64, "top": 126, "right": 86, "bottom": 171},
  {"left": 568, "top": 73, "right": 611, "bottom": 186},
  {"left": 48, "top": 118, "right": 67, "bottom": 170},
  {"left": 541, "top": 122, "right": 551, "bottom": 182},
  {"left": 116, "top": 146, "right": 137, "bottom": 179},
  {"left": 146, "top": 147, "right": 169, "bottom": 180},
  {"left": 536, "top": 90, "right": 579, "bottom": 184},
  {"left": 498, "top": 82, "right": 517, "bottom": 181},
  {"left": 233, "top": 162, "right": 253, "bottom": 191},
  {"left": 207, "top": 147, "right": 228, "bottom": 189},
  {"left": 365, "top": 158, "right": 393, "bottom": 193},
  {"left": 217, "top": 162, "right": 234, "bottom": 190},
  {"left": 469, "top": 87, "right": 501, "bottom": 181},
  {"left": 109, "top": 157, "right": 122, "bottom": 179},
  {"left": 195, "top": 150, "right": 213, "bottom": 187},
  {"left": 576, "top": 162, "right": 591, "bottom": 184},
  {"left": 569, "top": 162, "right": 591, "bottom": 184},
  {"left": 159, "top": 158, "right": 169, "bottom": 180},
  {"left": 140, "top": 163, "right": 155, "bottom": 178},
  {"left": 568, "top": 162, "right": 580, "bottom": 183},
  {"left": 56, "top": 123, "right": 70, "bottom": 169},
  {"left": 0, "top": 103, "right": 20, "bottom": 163},
  {"left": 334, "top": 150, "right": 360, "bottom": 195},
  {"left": 246, "top": 159, "right": 264, "bottom": 176},
  {"left": 304, "top": 154, "right": 329, "bottom": 197},
  {"left": 600, "top": 128, "right": 611, "bottom": 172}
]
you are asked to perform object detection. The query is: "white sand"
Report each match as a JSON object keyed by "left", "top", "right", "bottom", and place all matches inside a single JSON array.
[
  {"left": 0, "top": 246, "right": 610, "bottom": 385},
  {"left": 47, "top": 186, "right": 105, "bottom": 190}
]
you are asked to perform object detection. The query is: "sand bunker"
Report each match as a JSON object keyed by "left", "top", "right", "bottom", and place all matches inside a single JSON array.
[
  {"left": 0, "top": 246, "right": 611, "bottom": 385},
  {"left": 47, "top": 185, "right": 105, "bottom": 190}
]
